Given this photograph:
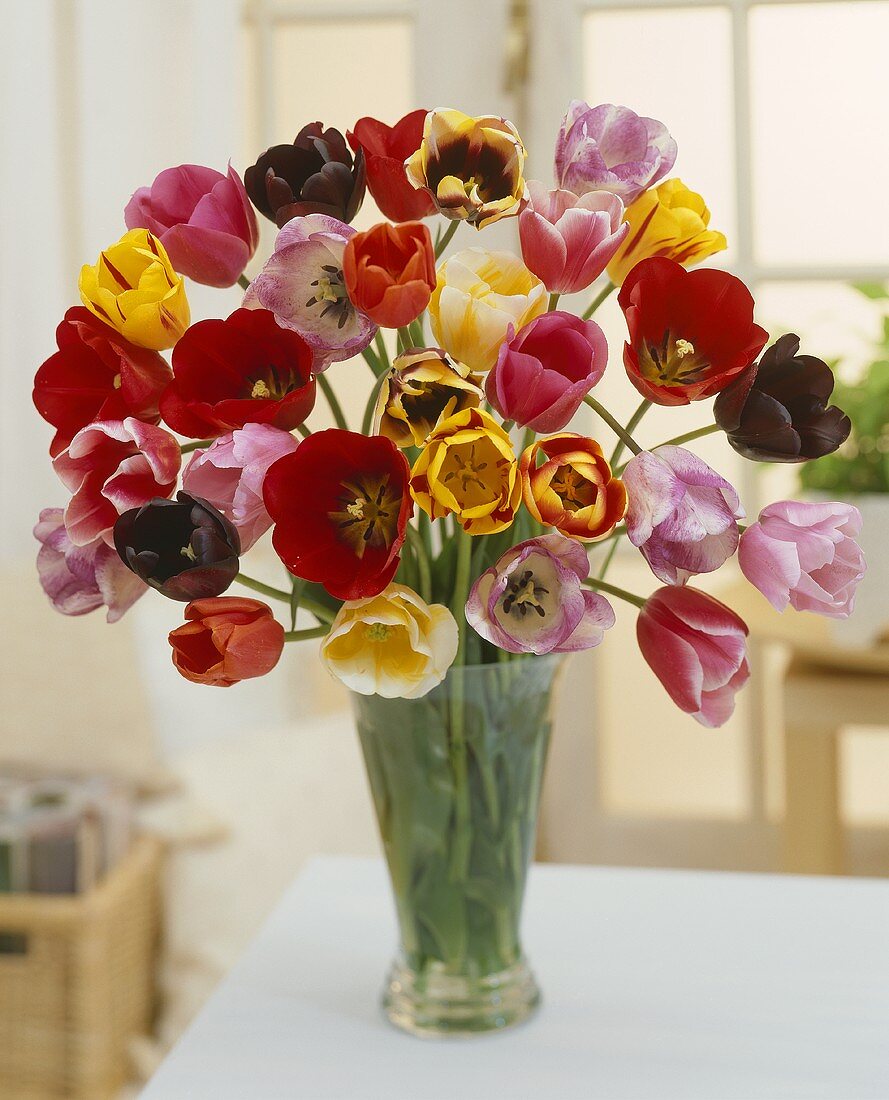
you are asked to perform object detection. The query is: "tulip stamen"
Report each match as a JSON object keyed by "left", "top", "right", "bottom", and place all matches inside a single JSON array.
[
  {"left": 502, "top": 570, "right": 549, "bottom": 618},
  {"left": 180, "top": 543, "right": 198, "bottom": 563},
  {"left": 112, "top": 373, "right": 122, "bottom": 390},
  {"left": 330, "top": 477, "right": 401, "bottom": 557},
  {"left": 306, "top": 267, "right": 352, "bottom": 330}
]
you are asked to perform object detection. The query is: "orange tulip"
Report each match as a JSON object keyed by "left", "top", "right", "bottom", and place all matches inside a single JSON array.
[
  {"left": 520, "top": 434, "right": 627, "bottom": 541},
  {"left": 343, "top": 221, "right": 436, "bottom": 328},
  {"left": 168, "top": 596, "right": 285, "bottom": 687}
]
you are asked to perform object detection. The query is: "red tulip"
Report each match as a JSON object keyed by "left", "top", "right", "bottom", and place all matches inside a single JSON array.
[
  {"left": 636, "top": 586, "right": 749, "bottom": 728},
  {"left": 619, "top": 257, "right": 768, "bottom": 406},
  {"left": 343, "top": 221, "right": 435, "bottom": 329},
  {"left": 125, "top": 164, "right": 259, "bottom": 289},
  {"left": 159, "top": 308, "right": 316, "bottom": 438},
  {"left": 33, "top": 307, "right": 171, "bottom": 457},
  {"left": 169, "top": 597, "right": 285, "bottom": 686},
  {"left": 348, "top": 111, "right": 437, "bottom": 222},
  {"left": 264, "top": 429, "right": 412, "bottom": 600}
]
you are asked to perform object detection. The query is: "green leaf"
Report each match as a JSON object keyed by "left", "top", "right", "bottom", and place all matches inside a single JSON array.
[
  {"left": 289, "top": 577, "right": 304, "bottom": 631},
  {"left": 852, "top": 281, "right": 889, "bottom": 300}
]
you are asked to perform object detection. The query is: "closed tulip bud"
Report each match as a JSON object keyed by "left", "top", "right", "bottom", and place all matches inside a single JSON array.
[
  {"left": 637, "top": 586, "right": 749, "bottom": 728},
  {"left": 169, "top": 597, "right": 285, "bottom": 686},
  {"left": 79, "top": 229, "right": 190, "bottom": 350},
  {"left": 113, "top": 492, "right": 240, "bottom": 601}
]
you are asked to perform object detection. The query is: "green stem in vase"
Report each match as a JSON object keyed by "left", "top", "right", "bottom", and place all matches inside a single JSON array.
[
  {"left": 582, "top": 280, "right": 615, "bottom": 319},
  {"left": 235, "top": 574, "right": 336, "bottom": 624},
  {"left": 361, "top": 370, "right": 388, "bottom": 436},
  {"left": 375, "top": 330, "right": 390, "bottom": 371},
  {"left": 449, "top": 527, "right": 474, "bottom": 882},
  {"left": 317, "top": 372, "right": 348, "bottom": 430},
  {"left": 548, "top": 292, "right": 560, "bottom": 312},
  {"left": 609, "top": 398, "right": 652, "bottom": 467},
  {"left": 649, "top": 423, "right": 721, "bottom": 451},
  {"left": 236, "top": 272, "right": 251, "bottom": 291}
]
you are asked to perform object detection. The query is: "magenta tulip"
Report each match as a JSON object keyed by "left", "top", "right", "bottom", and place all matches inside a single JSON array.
[
  {"left": 34, "top": 508, "right": 146, "bottom": 622},
  {"left": 518, "top": 182, "right": 628, "bottom": 295},
  {"left": 738, "top": 500, "right": 865, "bottom": 618},
  {"left": 125, "top": 164, "right": 259, "bottom": 288},
  {"left": 623, "top": 446, "right": 743, "bottom": 585},
  {"left": 465, "top": 533, "right": 615, "bottom": 655},
  {"left": 485, "top": 311, "right": 608, "bottom": 433},
  {"left": 182, "top": 424, "right": 298, "bottom": 551},
  {"left": 637, "top": 586, "right": 749, "bottom": 728}
]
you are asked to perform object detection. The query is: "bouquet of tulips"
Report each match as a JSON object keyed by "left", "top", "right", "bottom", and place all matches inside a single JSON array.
[{"left": 33, "top": 102, "right": 866, "bottom": 728}]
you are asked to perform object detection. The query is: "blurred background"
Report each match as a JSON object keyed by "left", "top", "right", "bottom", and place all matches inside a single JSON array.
[{"left": 2, "top": 0, "right": 888, "bottom": 1095}]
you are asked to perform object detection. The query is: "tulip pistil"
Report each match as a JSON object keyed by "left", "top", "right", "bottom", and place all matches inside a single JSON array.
[
  {"left": 640, "top": 330, "right": 710, "bottom": 387},
  {"left": 502, "top": 570, "right": 549, "bottom": 618},
  {"left": 550, "top": 467, "right": 595, "bottom": 513},
  {"left": 306, "top": 265, "right": 352, "bottom": 330},
  {"left": 364, "top": 623, "right": 394, "bottom": 642},
  {"left": 330, "top": 476, "right": 401, "bottom": 557}
]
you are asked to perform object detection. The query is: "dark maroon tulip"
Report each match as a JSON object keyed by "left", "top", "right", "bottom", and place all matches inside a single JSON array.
[
  {"left": 714, "top": 333, "right": 851, "bottom": 463},
  {"left": 244, "top": 123, "right": 366, "bottom": 228},
  {"left": 114, "top": 492, "right": 240, "bottom": 601}
]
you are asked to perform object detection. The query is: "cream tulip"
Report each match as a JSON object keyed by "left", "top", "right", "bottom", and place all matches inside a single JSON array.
[
  {"left": 320, "top": 584, "right": 458, "bottom": 699},
  {"left": 428, "top": 248, "right": 546, "bottom": 373}
]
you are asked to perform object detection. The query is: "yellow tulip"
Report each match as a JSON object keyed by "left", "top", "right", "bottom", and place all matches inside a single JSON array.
[
  {"left": 606, "top": 178, "right": 727, "bottom": 287},
  {"left": 374, "top": 347, "right": 484, "bottom": 449},
  {"left": 405, "top": 109, "right": 527, "bottom": 229},
  {"left": 79, "top": 228, "right": 190, "bottom": 350},
  {"left": 429, "top": 247, "right": 546, "bottom": 374},
  {"left": 410, "top": 407, "right": 521, "bottom": 535},
  {"left": 320, "top": 584, "right": 458, "bottom": 699}
]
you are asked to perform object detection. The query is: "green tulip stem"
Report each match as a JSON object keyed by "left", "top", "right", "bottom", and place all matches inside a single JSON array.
[
  {"left": 236, "top": 273, "right": 251, "bottom": 291},
  {"left": 283, "top": 625, "right": 329, "bottom": 642},
  {"left": 584, "top": 396, "right": 644, "bottom": 457},
  {"left": 361, "top": 346, "right": 384, "bottom": 377},
  {"left": 317, "top": 373, "right": 348, "bottom": 430},
  {"left": 582, "top": 576, "right": 647, "bottom": 609},
  {"left": 548, "top": 292, "right": 561, "bottom": 312},
  {"left": 406, "top": 525, "right": 432, "bottom": 604},
  {"left": 449, "top": 526, "right": 474, "bottom": 881},
  {"left": 582, "top": 280, "right": 615, "bottom": 319},
  {"left": 295, "top": 423, "right": 312, "bottom": 439},
  {"left": 374, "top": 330, "right": 390, "bottom": 371},
  {"left": 235, "top": 573, "right": 336, "bottom": 624},
  {"left": 609, "top": 399, "right": 652, "bottom": 467},
  {"left": 434, "top": 219, "right": 459, "bottom": 259},
  {"left": 361, "top": 370, "right": 389, "bottom": 436},
  {"left": 647, "top": 423, "right": 722, "bottom": 451},
  {"left": 179, "top": 438, "right": 212, "bottom": 454}
]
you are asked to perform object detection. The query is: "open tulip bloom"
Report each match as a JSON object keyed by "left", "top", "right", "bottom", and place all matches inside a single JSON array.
[{"left": 32, "top": 100, "right": 864, "bottom": 728}]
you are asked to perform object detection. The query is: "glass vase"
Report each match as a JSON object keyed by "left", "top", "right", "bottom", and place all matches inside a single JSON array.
[{"left": 351, "top": 654, "right": 562, "bottom": 1038}]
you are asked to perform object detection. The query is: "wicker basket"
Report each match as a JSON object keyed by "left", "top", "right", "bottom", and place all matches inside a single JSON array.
[{"left": 0, "top": 836, "right": 161, "bottom": 1100}]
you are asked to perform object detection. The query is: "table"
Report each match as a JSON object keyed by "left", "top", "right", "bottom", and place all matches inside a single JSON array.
[{"left": 142, "top": 857, "right": 889, "bottom": 1099}]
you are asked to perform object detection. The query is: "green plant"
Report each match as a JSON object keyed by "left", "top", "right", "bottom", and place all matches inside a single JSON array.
[{"left": 799, "top": 282, "right": 889, "bottom": 495}]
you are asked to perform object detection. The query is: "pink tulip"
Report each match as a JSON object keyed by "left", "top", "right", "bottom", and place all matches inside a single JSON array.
[
  {"left": 637, "top": 586, "right": 749, "bottom": 728},
  {"left": 518, "top": 182, "right": 628, "bottom": 295},
  {"left": 623, "top": 447, "right": 743, "bottom": 585},
  {"left": 485, "top": 311, "right": 608, "bottom": 433},
  {"left": 182, "top": 424, "right": 298, "bottom": 551},
  {"left": 125, "top": 164, "right": 259, "bottom": 288},
  {"left": 52, "top": 417, "right": 180, "bottom": 546},
  {"left": 739, "top": 500, "right": 865, "bottom": 618},
  {"left": 34, "top": 508, "right": 146, "bottom": 622},
  {"left": 465, "top": 533, "right": 615, "bottom": 654}
]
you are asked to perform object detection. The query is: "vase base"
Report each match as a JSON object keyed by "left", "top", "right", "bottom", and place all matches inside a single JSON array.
[{"left": 382, "top": 955, "right": 540, "bottom": 1038}]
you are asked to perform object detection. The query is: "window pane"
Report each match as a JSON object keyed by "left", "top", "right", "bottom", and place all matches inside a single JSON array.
[
  {"left": 750, "top": 2, "right": 889, "bottom": 266},
  {"left": 582, "top": 8, "right": 736, "bottom": 258}
]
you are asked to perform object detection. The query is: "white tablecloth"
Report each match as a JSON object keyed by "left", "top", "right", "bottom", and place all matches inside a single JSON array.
[{"left": 142, "top": 857, "right": 889, "bottom": 1099}]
